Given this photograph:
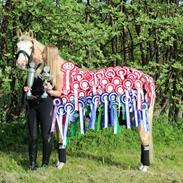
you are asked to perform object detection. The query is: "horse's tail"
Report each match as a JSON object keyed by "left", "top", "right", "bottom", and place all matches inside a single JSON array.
[{"left": 148, "top": 99, "right": 155, "bottom": 163}]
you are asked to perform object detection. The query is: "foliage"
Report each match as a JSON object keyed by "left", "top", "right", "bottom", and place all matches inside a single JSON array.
[{"left": 0, "top": 0, "right": 183, "bottom": 122}]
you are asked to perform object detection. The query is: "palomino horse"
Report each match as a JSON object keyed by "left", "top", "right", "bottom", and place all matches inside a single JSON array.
[{"left": 16, "top": 30, "right": 155, "bottom": 172}]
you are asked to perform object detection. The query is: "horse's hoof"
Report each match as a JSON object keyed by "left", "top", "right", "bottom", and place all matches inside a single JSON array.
[
  {"left": 56, "top": 162, "right": 65, "bottom": 169},
  {"left": 139, "top": 165, "right": 149, "bottom": 172}
]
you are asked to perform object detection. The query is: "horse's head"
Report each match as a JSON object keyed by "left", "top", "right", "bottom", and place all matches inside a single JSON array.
[
  {"left": 15, "top": 29, "right": 36, "bottom": 69},
  {"left": 16, "top": 29, "right": 45, "bottom": 70}
]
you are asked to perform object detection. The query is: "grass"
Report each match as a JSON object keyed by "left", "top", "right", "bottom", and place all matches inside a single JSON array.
[{"left": 0, "top": 116, "right": 183, "bottom": 183}]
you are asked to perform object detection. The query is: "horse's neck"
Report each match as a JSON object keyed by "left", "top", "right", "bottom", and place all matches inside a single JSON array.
[
  {"left": 33, "top": 49, "right": 44, "bottom": 77},
  {"left": 33, "top": 50, "right": 43, "bottom": 65}
]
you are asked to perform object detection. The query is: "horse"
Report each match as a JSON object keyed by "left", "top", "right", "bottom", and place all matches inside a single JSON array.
[{"left": 15, "top": 29, "right": 155, "bottom": 172}]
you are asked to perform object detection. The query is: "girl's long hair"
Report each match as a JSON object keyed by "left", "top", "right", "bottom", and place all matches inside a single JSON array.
[{"left": 43, "top": 45, "right": 63, "bottom": 90}]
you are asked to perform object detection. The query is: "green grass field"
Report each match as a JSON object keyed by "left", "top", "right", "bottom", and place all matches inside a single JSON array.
[{"left": 0, "top": 116, "right": 183, "bottom": 183}]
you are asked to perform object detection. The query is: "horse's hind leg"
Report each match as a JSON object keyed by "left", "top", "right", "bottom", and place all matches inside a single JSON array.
[{"left": 136, "top": 122, "right": 150, "bottom": 172}]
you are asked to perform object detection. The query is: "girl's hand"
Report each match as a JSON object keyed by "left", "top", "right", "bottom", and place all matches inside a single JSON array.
[
  {"left": 23, "top": 86, "right": 30, "bottom": 92},
  {"left": 44, "top": 82, "right": 53, "bottom": 91}
]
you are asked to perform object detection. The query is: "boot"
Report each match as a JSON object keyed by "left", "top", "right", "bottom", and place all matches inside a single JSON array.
[
  {"left": 56, "top": 143, "right": 66, "bottom": 169},
  {"left": 140, "top": 144, "right": 150, "bottom": 172},
  {"left": 29, "top": 140, "right": 38, "bottom": 170}
]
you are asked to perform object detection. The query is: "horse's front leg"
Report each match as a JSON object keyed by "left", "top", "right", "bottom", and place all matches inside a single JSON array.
[{"left": 136, "top": 122, "right": 150, "bottom": 172}]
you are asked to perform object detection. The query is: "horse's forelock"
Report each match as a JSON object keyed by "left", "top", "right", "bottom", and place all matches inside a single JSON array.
[
  {"left": 18, "top": 35, "right": 32, "bottom": 42},
  {"left": 18, "top": 35, "right": 45, "bottom": 51}
]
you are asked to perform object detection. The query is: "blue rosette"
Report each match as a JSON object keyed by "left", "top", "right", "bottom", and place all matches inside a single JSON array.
[
  {"left": 64, "top": 102, "right": 75, "bottom": 114},
  {"left": 120, "top": 94, "right": 132, "bottom": 104},
  {"left": 63, "top": 102, "right": 74, "bottom": 146},
  {"left": 57, "top": 105, "right": 65, "bottom": 115},
  {"left": 108, "top": 92, "right": 117, "bottom": 126},
  {"left": 100, "top": 93, "right": 109, "bottom": 103},
  {"left": 86, "top": 96, "right": 92, "bottom": 105},
  {"left": 53, "top": 98, "right": 62, "bottom": 106},
  {"left": 92, "top": 94, "right": 100, "bottom": 104},
  {"left": 121, "top": 91, "right": 132, "bottom": 129},
  {"left": 108, "top": 92, "right": 117, "bottom": 102}
]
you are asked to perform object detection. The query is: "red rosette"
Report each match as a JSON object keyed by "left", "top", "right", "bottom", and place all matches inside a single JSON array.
[
  {"left": 100, "top": 77, "right": 110, "bottom": 86},
  {"left": 78, "top": 69, "right": 86, "bottom": 76},
  {"left": 123, "top": 78, "right": 133, "bottom": 90},
  {"left": 105, "top": 83, "right": 115, "bottom": 93},
  {"left": 148, "top": 76, "right": 154, "bottom": 84},
  {"left": 72, "top": 81, "right": 80, "bottom": 90},
  {"left": 131, "top": 68, "right": 143, "bottom": 79},
  {"left": 78, "top": 90, "right": 86, "bottom": 97},
  {"left": 61, "top": 62, "right": 75, "bottom": 72},
  {"left": 89, "top": 78, "right": 99, "bottom": 86},
  {"left": 151, "top": 83, "right": 156, "bottom": 92},
  {"left": 80, "top": 80, "right": 90, "bottom": 91},
  {"left": 68, "top": 94, "right": 74, "bottom": 102},
  {"left": 97, "top": 88, "right": 103, "bottom": 95},
  {"left": 134, "top": 80, "right": 143, "bottom": 90},
  {"left": 74, "top": 73, "right": 83, "bottom": 81},
  {"left": 123, "top": 66, "right": 130, "bottom": 74},
  {"left": 62, "top": 88, "right": 70, "bottom": 95},
  {"left": 127, "top": 73, "right": 137, "bottom": 81},
  {"left": 116, "top": 68, "right": 127, "bottom": 79},
  {"left": 112, "top": 77, "right": 122, "bottom": 85},
  {"left": 61, "top": 95, "right": 68, "bottom": 104},
  {"left": 87, "top": 90, "right": 93, "bottom": 97},
  {"left": 85, "top": 71, "right": 93, "bottom": 80},
  {"left": 115, "top": 85, "right": 124, "bottom": 94},
  {"left": 96, "top": 69, "right": 105, "bottom": 78},
  {"left": 105, "top": 67, "right": 115, "bottom": 78},
  {"left": 114, "top": 66, "right": 122, "bottom": 71}
]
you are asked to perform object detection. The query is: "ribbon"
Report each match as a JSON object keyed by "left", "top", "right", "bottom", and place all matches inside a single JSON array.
[
  {"left": 79, "top": 99, "right": 85, "bottom": 134},
  {"left": 62, "top": 62, "right": 75, "bottom": 92},
  {"left": 113, "top": 103, "right": 120, "bottom": 134},
  {"left": 51, "top": 98, "right": 62, "bottom": 133},
  {"left": 90, "top": 95, "right": 100, "bottom": 130},
  {"left": 142, "top": 102, "right": 149, "bottom": 132},
  {"left": 96, "top": 105, "right": 103, "bottom": 131},
  {"left": 101, "top": 93, "right": 109, "bottom": 128},
  {"left": 73, "top": 82, "right": 79, "bottom": 111},
  {"left": 135, "top": 80, "right": 144, "bottom": 110},
  {"left": 121, "top": 91, "right": 131, "bottom": 129},
  {"left": 131, "top": 90, "right": 139, "bottom": 128},
  {"left": 56, "top": 105, "right": 64, "bottom": 140}
]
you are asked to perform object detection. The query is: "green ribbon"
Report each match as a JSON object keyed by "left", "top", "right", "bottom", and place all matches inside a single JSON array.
[{"left": 96, "top": 104, "right": 104, "bottom": 131}]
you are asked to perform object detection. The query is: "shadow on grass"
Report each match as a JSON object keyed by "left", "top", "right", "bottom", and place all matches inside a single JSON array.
[{"left": 68, "top": 151, "right": 138, "bottom": 170}]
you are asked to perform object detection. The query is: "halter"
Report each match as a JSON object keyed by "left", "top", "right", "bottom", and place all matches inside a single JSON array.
[{"left": 16, "top": 40, "right": 35, "bottom": 66}]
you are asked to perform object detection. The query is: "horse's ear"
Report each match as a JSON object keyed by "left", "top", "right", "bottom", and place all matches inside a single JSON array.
[
  {"left": 29, "top": 30, "right": 34, "bottom": 39},
  {"left": 17, "top": 29, "right": 23, "bottom": 39}
]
